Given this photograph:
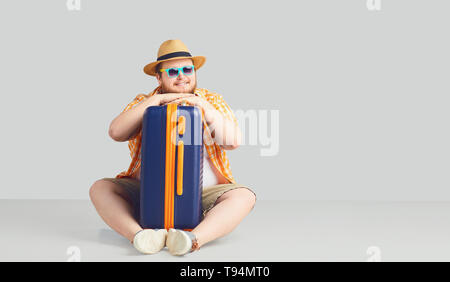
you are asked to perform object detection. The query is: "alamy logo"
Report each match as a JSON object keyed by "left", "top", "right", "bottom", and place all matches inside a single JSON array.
[
  {"left": 67, "top": 0, "right": 81, "bottom": 11},
  {"left": 66, "top": 246, "right": 81, "bottom": 262},
  {"left": 366, "top": 0, "right": 381, "bottom": 11},
  {"left": 235, "top": 109, "right": 279, "bottom": 157},
  {"left": 166, "top": 108, "right": 280, "bottom": 157},
  {"left": 366, "top": 246, "right": 382, "bottom": 262}
]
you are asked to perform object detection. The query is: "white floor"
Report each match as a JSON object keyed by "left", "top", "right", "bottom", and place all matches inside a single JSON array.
[{"left": 2, "top": 199, "right": 450, "bottom": 262}]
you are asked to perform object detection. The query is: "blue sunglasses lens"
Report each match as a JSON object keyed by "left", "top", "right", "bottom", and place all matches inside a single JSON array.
[
  {"left": 182, "top": 66, "right": 194, "bottom": 75},
  {"left": 168, "top": 68, "right": 179, "bottom": 77}
]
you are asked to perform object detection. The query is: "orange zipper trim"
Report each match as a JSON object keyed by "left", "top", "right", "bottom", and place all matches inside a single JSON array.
[
  {"left": 164, "top": 104, "right": 177, "bottom": 229},
  {"left": 164, "top": 104, "right": 170, "bottom": 229},
  {"left": 170, "top": 105, "right": 176, "bottom": 228}
]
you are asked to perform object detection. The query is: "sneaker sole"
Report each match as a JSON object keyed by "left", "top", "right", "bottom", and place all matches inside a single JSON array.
[
  {"left": 133, "top": 229, "right": 167, "bottom": 254},
  {"left": 167, "top": 229, "right": 192, "bottom": 256}
]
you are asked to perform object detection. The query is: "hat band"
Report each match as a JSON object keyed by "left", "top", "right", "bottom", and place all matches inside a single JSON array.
[{"left": 157, "top": 51, "right": 192, "bottom": 61}]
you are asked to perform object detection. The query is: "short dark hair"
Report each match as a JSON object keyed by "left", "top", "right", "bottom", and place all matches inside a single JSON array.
[{"left": 155, "top": 63, "right": 162, "bottom": 77}]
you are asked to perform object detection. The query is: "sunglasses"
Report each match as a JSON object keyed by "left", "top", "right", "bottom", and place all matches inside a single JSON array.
[{"left": 160, "top": 65, "right": 195, "bottom": 78}]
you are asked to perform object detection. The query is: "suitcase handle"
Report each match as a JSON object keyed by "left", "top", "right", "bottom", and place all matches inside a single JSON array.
[
  {"left": 177, "top": 140, "right": 184, "bottom": 196},
  {"left": 178, "top": 116, "right": 186, "bottom": 135},
  {"left": 177, "top": 115, "right": 185, "bottom": 196}
]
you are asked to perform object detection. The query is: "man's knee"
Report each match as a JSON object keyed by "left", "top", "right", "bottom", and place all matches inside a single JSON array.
[
  {"left": 89, "top": 179, "right": 107, "bottom": 202},
  {"left": 89, "top": 179, "right": 126, "bottom": 202},
  {"left": 220, "top": 188, "right": 256, "bottom": 208},
  {"left": 241, "top": 188, "right": 257, "bottom": 209}
]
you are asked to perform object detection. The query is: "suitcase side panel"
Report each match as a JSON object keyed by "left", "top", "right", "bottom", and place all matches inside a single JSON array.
[
  {"left": 173, "top": 106, "right": 204, "bottom": 229},
  {"left": 140, "top": 106, "right": 167, "bottom": 229}
]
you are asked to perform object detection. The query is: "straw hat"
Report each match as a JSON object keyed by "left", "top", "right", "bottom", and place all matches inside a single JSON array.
[{"left": 143, "top": 39, "right": 206, "bottom": 76}]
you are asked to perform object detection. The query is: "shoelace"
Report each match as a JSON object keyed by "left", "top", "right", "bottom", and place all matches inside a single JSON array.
[{"left": 190, "top": 237, "right": 200, "bottom": 252}]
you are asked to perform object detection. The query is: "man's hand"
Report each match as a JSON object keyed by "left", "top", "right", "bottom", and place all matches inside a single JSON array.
[
  {"left": 166, "top": 96, "right": 217, "bottom": 124},
  {"left": 146, "top": 93, "right": 196, "bottom": 107}
]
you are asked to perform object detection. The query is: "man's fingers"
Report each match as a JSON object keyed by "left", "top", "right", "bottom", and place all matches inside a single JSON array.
[
  {"left": 166, "top": 93, "right": 195, "bottom": 98},
  {"left": 160, "top": 94, "right": 195, "bottom": 104},
  {"left": 163, "top": 99, "right": 188, "bottom": 105},
  {"left": 161, "top": 94, "right": 194, "bottom": 102}
]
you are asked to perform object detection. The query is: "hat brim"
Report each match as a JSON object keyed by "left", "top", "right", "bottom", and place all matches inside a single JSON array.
[{"left": 143, "top": 56, "right": 206, "bottom": 76}]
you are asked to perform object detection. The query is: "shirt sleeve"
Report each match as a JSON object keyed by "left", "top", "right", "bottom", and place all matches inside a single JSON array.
[
  {"left": 205, "top": 92, "right": 239, "bottom": 127},
  {"left": 122, "top": 94, "right": 147, "bottom": 113},
  {"left": 120, "top": 94, "right": 147, "bottom": 142}
]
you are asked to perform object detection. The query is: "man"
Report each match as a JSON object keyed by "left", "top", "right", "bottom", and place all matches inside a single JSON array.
[{"left": 89, "top": 39, "right": 256, "bottom": 256}]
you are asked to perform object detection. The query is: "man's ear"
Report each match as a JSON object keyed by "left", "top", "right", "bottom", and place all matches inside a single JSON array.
[{"left": 156, "top": 73, "right": 162, "bottom": 85}]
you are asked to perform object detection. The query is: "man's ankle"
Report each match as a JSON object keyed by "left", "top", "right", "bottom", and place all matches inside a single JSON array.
[
  {"left": 190, "top": 231, "right": 202, "bottom": 251},
  {"left": 129, "top": 228, "right": 144, "bottom": 244}
]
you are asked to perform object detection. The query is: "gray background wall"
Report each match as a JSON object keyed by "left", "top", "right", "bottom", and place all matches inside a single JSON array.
[{"left": 0, "top": 0, "right": 448, "bottom": 200}]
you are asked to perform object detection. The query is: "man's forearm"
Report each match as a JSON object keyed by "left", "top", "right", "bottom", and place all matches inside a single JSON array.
[
  {"left": 109, "top": 98, "right": 157, "bottom": 142},
  {"left": 206, "top": 108, "right": 241, "bottom": 150}
]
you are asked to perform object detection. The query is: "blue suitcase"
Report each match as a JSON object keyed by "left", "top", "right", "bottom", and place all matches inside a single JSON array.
[{"left": 140, "top": 103, "right": 204, "bottom": 231}]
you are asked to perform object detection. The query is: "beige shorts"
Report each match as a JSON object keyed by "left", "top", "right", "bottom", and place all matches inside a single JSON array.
[{"left": 101, "top": 177, "right": 257, "bottom": 220}]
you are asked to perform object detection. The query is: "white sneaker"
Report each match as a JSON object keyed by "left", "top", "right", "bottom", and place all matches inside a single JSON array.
[
  {"left": 166, "top": 228, "right": 199, "bottom": 256},
  {"left": 132, "top": 229, "right": 167, "bottom": 254}
]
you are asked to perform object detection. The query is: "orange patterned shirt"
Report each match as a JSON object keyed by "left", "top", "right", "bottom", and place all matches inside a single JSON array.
[{"left": 115, "top": 86, "right": 237, "bottom": 184}]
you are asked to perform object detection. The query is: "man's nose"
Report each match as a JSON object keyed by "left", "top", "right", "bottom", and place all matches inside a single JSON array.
[{"left": 177, "top": 72, "right": 186, "bottom": 79}]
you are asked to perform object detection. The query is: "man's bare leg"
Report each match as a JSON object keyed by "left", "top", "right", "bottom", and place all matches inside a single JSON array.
[
  {"left": 191, "top": 188, "right": 256, "bottom": 248},
  {"left": 89, "top": 179, "right": 143, "bottom": 242},
  {"left": 90, "top": 180, "right": 256, "bottom": 252}
]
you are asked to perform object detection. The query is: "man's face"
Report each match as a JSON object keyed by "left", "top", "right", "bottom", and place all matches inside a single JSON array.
[{"left": 157, "top": 58, "right": 197, "bottom": 94}]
